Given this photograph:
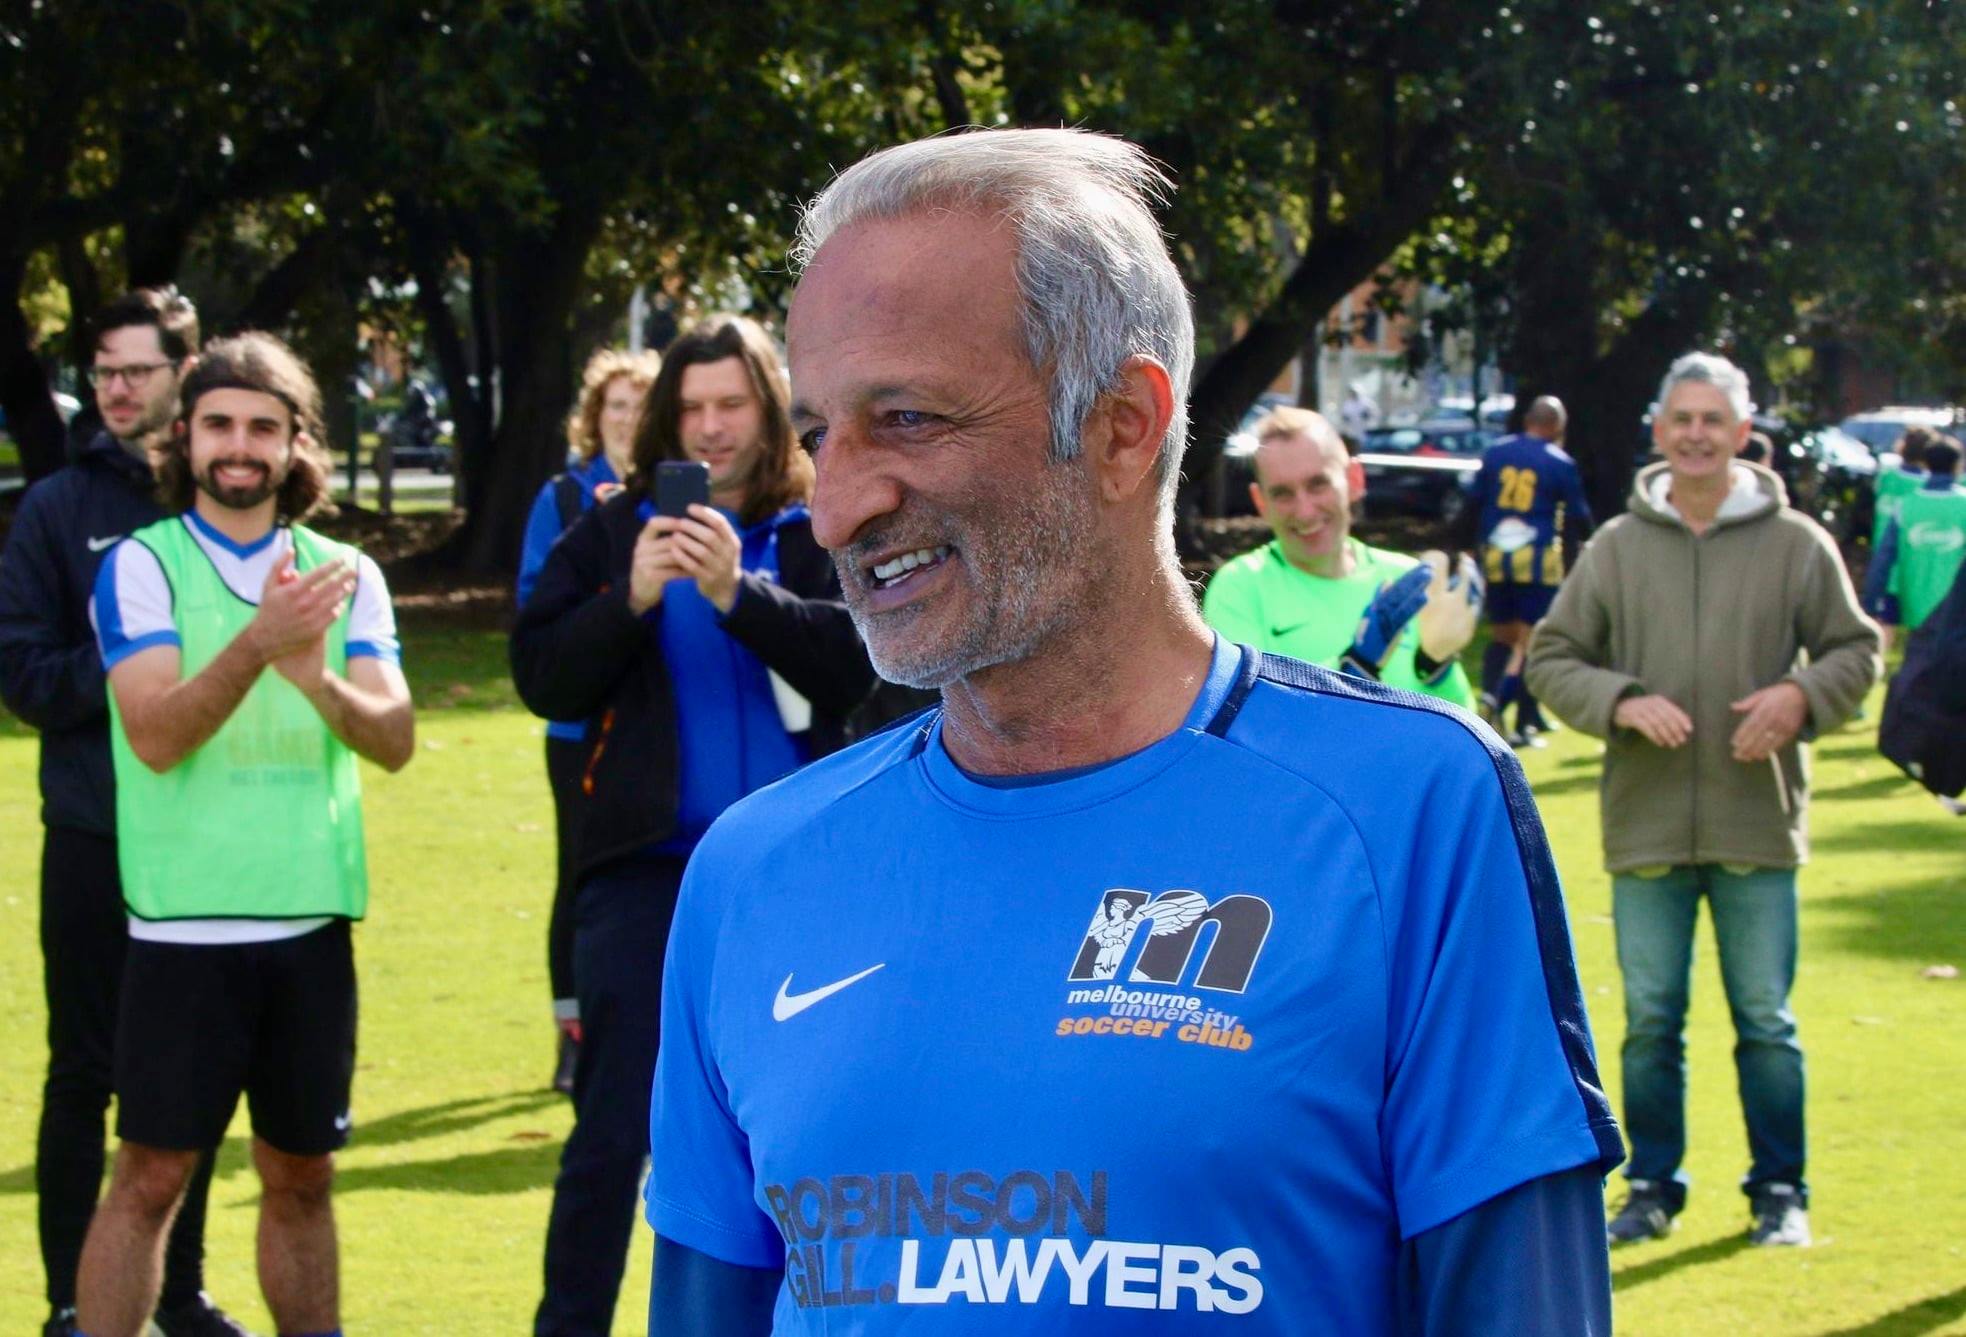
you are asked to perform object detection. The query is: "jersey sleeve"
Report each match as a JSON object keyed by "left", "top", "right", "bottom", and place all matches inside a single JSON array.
[
  {"left": 646, "top": 864, "right": 787, "bottom": 1269},
  {"left": 91, "top": 539, "right": 179, "bottom": 669},
  {"left": 517, "top": 478, "right": 566, "bottom": 608},
  {"left": 1369, "top": 720, "right": 1622, "bottom": 1236},
  {"left": 1200, "top": 558, "right": 1266, "bottom": 646},
  {"left": 1562, "top": 460, "right": 1596, "bottom": 534},
  {"left": 345, "top": 553, "right": 401, "bottom": 664},
  {"left": 1396, "top": 1165, "right": 1610, "bottom": 1335}
]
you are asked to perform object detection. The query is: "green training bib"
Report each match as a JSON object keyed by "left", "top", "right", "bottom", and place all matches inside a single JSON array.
[
  {"left": 1890, "top": 486, "right": 1966, "bottom": 631},
  {"left": 109, "top": 518, "right": 369, "bottom": 921}
]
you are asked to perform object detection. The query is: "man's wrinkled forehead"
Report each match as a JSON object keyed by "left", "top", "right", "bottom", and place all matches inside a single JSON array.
[{"left": 788, "top": 210, "right": 1031, "bottom": 408}]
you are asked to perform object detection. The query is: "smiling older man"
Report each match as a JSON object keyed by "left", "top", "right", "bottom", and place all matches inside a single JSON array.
[
  {"left": 644, "top": 128, "right": 1623, "bottom": 1335},
  {"left": 1529, "top": 352, "right": 1880, "bottom": 1249}
]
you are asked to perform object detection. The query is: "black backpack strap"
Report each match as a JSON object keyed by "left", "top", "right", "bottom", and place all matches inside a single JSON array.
[{"left": 552, "top": 473, "right": 585, "bottom": 531}]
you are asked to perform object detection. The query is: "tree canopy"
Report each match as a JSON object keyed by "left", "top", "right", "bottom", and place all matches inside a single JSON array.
[{"left": 5, "top": 0, "right": 1958, "bottom": 562}]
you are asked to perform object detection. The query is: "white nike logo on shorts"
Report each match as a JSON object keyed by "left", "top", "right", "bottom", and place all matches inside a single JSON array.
[
  {"left": 87, "top": 534, "right": 122, "bottom": 552},
  {"left": 772, "top": 964, "right": 886, "bottom": 1021}
]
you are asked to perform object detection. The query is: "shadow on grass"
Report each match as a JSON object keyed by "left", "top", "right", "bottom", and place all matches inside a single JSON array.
[
  {"left": 1526, "top": 771, "right": 1601, "bottom": 798},
  {"left": 1810, "top": 818, "right": 1955, "bottom": 855},
  {"left": 351, "top": 1091, "right": 563, "bottom": 1150},
  {"left": 334, "top": 1140, "right": 564, "bottom": 1196},
  {"left": 0, "top": 1133, "right": 257, "bottom": 1195},
  {"left": 0, "top": 1097, "right": 557, "bottom": 1196},
  {"left": 1812, "top": 1285, "right": 1966, "bottom": 1336},
  {"left": 1813, "top": 771, "right": 1919, "bottom": 801},
  {"left": 1814, "top": 736, "right": 1886, "bottom": 765},
  {"left": 1812, "top": 873, "right": 1966, "bottom": 964},
  {"left": 1611, "top": 1233, "right": 1750, "bottom": 1291},
  {"left": 396, "top": 606, "right": 525, "bottom": 715}
]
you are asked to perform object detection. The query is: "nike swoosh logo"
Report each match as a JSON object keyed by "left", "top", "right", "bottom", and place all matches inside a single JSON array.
[
  {"left": 1268, "top": 621, "right": 1310, "bottom": 638},
  {"left": 87, "top": 535, "right": 122, "bottom": 552},
  {"left": 773, "top": 963, "right": 885, "bottom": 1022}
]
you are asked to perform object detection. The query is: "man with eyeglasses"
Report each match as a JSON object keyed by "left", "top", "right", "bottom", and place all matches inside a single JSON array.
[{"left": 0, "top": 289, "right": 251, "bottom": 1336}]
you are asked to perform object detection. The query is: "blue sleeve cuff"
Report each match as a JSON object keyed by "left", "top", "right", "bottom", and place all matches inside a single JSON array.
[
  {"left": 346, "top": 639, "right": 402, "bottom": 665},
  {"left": 646, "top": 1192, "right": 786, "bottom": 1271},
  {"left": 1397, "top": 1122, "right": 1618, "bottom": 1240},
  {"left": 102, "top": 629, "right": 181, "bottom": 670}
]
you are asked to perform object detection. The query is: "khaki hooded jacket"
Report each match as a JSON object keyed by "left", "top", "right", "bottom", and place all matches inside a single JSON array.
[{"left": 1526, "top": 461, "right": 1881, "bottom": 872}]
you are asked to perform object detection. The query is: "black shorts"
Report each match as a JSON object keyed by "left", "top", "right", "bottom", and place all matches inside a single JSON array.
[
  {"left": 1485, "top": 582, "right": 1557, "bottom": 626},
  {"left": 114, "top": 920, "right": 357, "bottom": 1156}
]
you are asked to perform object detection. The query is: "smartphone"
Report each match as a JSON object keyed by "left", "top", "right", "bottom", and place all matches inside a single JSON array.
[{"left": 655, "top": 460, "right": 710, "bottom": 518}]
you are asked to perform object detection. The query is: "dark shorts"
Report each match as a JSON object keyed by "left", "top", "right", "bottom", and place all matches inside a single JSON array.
[
  {"left": 1486, "top": 582, "right": 1557, "bottom": 626},
  {"left": 115, "top": 920, "right": 357, "bottom": 1156}
]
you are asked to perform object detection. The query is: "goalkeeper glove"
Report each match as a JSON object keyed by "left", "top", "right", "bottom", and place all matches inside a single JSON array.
[
  {"left": 1414, "top": 550, "right": 1484, "bottom": 667},
  {"left": 1341, "top": 563, "right": 1432, "bottom": 679}
]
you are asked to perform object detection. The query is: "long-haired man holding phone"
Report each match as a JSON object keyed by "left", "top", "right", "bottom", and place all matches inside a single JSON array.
[{"left": 511, "top": 313, "right": 875, "bottom": 1337}]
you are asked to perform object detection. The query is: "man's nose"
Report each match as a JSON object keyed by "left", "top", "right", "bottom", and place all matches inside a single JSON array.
[{"left": 809, "top": 428, "right": 903, "bottom": 553}]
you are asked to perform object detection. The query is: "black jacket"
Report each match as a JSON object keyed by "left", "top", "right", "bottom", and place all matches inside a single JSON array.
[
  {"left": 0, "top": 433, "right": 163, "bottom": 835},
  {"left": 510, "top": 491, "right": 875, "bottom": 880}
]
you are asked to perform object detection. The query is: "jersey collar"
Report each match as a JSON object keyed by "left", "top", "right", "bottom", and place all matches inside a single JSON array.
[
  {"left": 918, "top": 636, "right": 1244, "bottom": 816},
  {"left": 185, "top": 507, "right": 280, "bottom": 559}
]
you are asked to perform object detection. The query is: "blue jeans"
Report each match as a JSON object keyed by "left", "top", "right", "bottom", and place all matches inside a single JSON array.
[{"left": 1613, "top": 865, "right": 1806, "bottom": 1207}]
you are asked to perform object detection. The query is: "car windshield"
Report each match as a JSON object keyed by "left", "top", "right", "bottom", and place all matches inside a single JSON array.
[
  {"left": 1362, "top": 428, "right": 1425, "bottom": 454},
  {"left": 1838, "top": 416, "right": 1953, "bottom": 455}
]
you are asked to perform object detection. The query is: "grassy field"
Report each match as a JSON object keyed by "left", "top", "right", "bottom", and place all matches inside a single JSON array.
[{"left": 1, "top": 611, "right": 1962, "bottom": 1334}]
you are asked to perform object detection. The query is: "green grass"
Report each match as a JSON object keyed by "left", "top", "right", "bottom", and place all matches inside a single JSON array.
[{"left": 2, "top": 620, "right": 1962, "bottom": 1333}]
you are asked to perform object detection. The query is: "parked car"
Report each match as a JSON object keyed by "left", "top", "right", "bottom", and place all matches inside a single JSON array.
[
  {"left": 1837, "top": 406, "right": 1959, "bottom": 457},
  {"left": 1356, "top": 418, "right": 1491, "bottom": 524},
  {"left": 1787, "top": 425, "right": 1879, "bottom": 543}
]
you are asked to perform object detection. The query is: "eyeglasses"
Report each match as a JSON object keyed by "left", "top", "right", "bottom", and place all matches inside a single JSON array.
[{"left": 88, "top": 361, "right": 176, "bottom": 389}]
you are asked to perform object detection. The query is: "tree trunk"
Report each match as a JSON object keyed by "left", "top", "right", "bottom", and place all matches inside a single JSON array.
[
  {"left": 1571, "top": 298, "right": 1715, "bottom": 523},
  {"left": 1181, "top": 123, "right": 1458, "bottom": 505},
  {"left": 0, "top": 248, "right": 67, "bottom": 481},
  {"left": 425, "top": 200, "right": 605, "bottom": 576}
]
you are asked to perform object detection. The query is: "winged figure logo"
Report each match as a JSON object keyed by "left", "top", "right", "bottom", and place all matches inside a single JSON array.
[{"left": 1085, "top": 890, "right": 1211, "bottom": 981}]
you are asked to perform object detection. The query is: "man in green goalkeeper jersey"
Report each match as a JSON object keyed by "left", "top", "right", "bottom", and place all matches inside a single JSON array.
[{"left": 1203, "top": 406, "right": 1478, "bottom": 707}]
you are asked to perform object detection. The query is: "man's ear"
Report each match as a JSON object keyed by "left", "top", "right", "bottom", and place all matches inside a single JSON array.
[{"left": 1086, "top": 355, "right": 1175, "bottom": 504}]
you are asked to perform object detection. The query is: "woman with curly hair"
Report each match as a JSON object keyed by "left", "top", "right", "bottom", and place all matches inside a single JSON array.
[{"left": 516, "top": 347, "right": 660, "bottom": 1094}]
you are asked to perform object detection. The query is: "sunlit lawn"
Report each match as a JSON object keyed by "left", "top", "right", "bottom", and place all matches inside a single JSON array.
[{"left": 1, "top": 614, "right": 1961, "bottom": 1333}]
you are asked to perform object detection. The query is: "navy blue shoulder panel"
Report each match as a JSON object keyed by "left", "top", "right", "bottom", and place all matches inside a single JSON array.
[
  {"left": 1203, "top": 642, "right": 1266, "bottom": 737},
  {"left": 1240, "top": 653, "right": 1624, "bottom": 1173}
]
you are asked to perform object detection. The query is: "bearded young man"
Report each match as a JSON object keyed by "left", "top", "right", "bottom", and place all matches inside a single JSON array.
[
  {"left": 75, "top": 332, "right": 412, "bottom": 1337},
  {"left": 0, "top": 289, "right": 256, "bottom": 1337},
  {"left": 511, "top": 314, "right": 874, "bottom": 1337},
  {"left": 642, "top": 128, "right": 1622, "bottom": 1336}
]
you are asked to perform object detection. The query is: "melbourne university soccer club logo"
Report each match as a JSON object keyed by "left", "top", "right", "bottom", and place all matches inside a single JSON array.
[
  {"left": 1068, "top": 889, "right": 1272, "bottom": 993},
  {"left": 1057, "top": 889, "right": 1273, "bottom": 1053}
]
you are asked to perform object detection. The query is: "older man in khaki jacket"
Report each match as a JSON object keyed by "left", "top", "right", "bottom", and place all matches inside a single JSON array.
[{"left": 1528, "top": 352, "right": 1879, "bottom": 1251}]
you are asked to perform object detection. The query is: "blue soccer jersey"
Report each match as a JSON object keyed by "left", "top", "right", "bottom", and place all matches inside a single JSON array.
[
  {"left": 649, "top": 638, "right": 1620, "bottom": 1333},
  {"left": 1473, "top": 434, "right": 1594, "bottom": 587}
]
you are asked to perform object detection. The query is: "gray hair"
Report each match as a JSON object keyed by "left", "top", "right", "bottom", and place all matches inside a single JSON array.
[
  {"left": 793, "top": 128, "right": 1196, "bottom": 520},
  {"left": 1653, "top": 352, "right": 1755, "bottom": 423}
]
